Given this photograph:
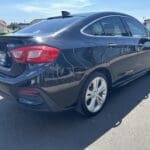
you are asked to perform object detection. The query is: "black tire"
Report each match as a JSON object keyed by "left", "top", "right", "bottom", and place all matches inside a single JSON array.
[{"left": 76, "top": 72, "right": 109, "bottom": 117}]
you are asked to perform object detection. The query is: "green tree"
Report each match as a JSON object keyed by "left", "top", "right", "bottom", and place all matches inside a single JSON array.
[{"left": 7, "top": 23, "right": 20, "bottom": 30}]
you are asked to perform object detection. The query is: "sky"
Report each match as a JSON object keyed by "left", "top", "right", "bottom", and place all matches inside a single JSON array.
[{"left": 0, "top": 0, "right": 150, "bottom": 24}]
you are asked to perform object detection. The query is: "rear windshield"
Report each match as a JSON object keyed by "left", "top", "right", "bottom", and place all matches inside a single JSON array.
[{"left": 14, "top": 17, "right": 82, "bottom": 36}]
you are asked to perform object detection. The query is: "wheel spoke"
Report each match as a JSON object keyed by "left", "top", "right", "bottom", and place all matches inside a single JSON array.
[
  {"left": 93, "top": 78, "right": 99, "bottom": 91},
  {"left": 85, "top": 76, "right": 108, "bottom": 113},
  {"left": 87, "top": 97, "right": 96, "bottom": 111},
  {"left": 98, "top": 80, "right": 106, "bottom": 93},
  {"left": 96, "top": 95, "right": 104, "bottom": 104},
  {"left": 86, "top": 89, "right": 93, "bottom": 99}
]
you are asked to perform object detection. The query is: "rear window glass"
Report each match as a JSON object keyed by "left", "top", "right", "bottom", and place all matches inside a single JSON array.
[
  {"left": 83, "top": 16, "right": 127, "bottom": 36},
  {"left": 15, "top": 17, "right": 81, "bottom": 36}
]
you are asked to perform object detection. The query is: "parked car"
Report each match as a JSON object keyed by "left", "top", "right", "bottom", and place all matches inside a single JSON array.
[{"left": 0, "top": 11, "right": 150, "bottom": 117}]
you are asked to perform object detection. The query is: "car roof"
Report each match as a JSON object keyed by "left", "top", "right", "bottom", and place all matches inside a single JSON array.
[
  {"left": 73, "top": 11, "right": 130, "bottom": 18},
  {"left": 47, "top": 11, "right": 130, "bottom": 20}
]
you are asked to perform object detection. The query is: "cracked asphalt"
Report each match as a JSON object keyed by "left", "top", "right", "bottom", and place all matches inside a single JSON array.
[{"left": 0, "top": 74, "right": 149, "bottom": 150}]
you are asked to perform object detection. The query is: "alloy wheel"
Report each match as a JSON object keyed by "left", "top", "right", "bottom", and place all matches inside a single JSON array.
[{"left": 85, "top": 77, "right": 108, "bottom": 113}]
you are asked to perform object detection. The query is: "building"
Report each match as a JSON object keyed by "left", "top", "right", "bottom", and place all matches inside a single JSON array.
[
  {"left": 0, "top": 20, "right": 8, "bottom": 33},
  {"left": 144, "top": 19, "right": 150, "bottom": 30}
]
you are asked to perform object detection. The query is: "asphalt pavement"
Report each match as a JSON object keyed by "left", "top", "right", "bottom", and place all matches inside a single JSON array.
[{"left": 0, "top": 74, "right": 149, "bottom": 150}]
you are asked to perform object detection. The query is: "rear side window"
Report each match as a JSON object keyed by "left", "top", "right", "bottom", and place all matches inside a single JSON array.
[
  {"left": 123, "top": 17, "right": 147, "bottom": 37},
  {"left": 15, "top": 17, "right": 81, "bottom": 36},
  {"left": 83, "top": 16, "right": 127, "bottom": 37},
  {"left": 84, "top": 22, "right": 105, "bottom": 36}
]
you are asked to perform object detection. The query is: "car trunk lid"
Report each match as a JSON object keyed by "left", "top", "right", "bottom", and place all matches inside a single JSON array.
[{"left": 0, "top": 35, "right": 32, "bottom": 77}]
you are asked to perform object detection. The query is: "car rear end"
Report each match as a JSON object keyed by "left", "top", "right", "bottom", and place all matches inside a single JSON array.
[
  {"left": 0, "top": 15, "right": 85, "bottom": 112},
  {"left": 0, "top": 35, "right": 63, "bottom": 111}
]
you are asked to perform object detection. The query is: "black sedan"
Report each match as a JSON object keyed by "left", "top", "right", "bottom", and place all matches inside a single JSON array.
[{"left": 0, "top": 11, "right": 150, "bottom": 116}]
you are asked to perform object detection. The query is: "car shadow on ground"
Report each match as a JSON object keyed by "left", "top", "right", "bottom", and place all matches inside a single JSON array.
[{"left": 0, "top": 74, "right": 149, "bottom": 150}]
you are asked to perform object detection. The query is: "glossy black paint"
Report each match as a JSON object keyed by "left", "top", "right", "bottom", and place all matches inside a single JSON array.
[{"left": 0, "top": 12, "right": 150, "bottom": 111}]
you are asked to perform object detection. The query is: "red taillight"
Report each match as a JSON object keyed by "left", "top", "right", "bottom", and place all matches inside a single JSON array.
[
  {"left": 11, "top": 46, "right": 60, "bottom": 63},
  {"left": 20, "top": 89, "right": 39, "bottom": 95}
]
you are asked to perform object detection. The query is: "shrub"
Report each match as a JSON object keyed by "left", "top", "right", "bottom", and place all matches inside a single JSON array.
[{"left": 0, "top": 32, "right": 7, "bottom": 35}]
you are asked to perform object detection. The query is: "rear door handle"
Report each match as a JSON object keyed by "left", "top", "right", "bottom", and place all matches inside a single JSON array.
[
  {"left": 138, "top": 43, "right": 144, "bottom": 47},
  {"left": 136, "top": 43, "right": 144, "bottom": 51},
  {"left": 108, "top": 43, "right": 117, "bottom": 47}
]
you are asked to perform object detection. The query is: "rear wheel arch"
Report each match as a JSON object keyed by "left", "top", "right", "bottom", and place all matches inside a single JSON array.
[
  {"left": 79, "top": 67, "right": 112, "bottom": 95},
  {"left": 75, "top": 67, "right": 112, "bottom": 115},
  {"left": 91, "top": 68, "right": 112, "bottom": 88},
  {"left": 76, "top": 70, "right": 110, "bottom": 116}
]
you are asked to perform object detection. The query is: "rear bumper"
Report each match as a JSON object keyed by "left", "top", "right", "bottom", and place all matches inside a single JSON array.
[
  {"left": 0, "top": 82, "right": 67, "bottom": 112},
  {"left": 0, "top": 83, "right": 13, "bottom": 97},
  {"left": 0, "top": 63, "right": 84, "bottom": 112},
  {"left": 17, "top": 88, "right": 66, "bottom": 112}
]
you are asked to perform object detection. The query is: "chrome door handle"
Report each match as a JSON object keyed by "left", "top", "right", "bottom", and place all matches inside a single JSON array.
[
  {"left": 108, "top": 43, "right": 117, "bottom": 47},
  {"left": 138, "top": 43, "right": 144, "bottom": 47},
  {"left": 136, "top": 43, "right": 144, "bottom": 51},
  {"left": 136, "top": 43, "right": 144, "bottom": 52}
]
